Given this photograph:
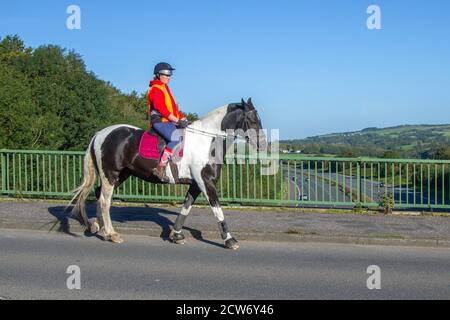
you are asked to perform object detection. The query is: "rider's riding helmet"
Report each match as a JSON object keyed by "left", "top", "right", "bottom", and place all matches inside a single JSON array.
[{"left": 154, "top": 62, "right": 175, "bottom": 77}]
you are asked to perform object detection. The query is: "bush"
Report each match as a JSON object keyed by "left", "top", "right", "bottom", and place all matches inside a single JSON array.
[{"left": 380, "top": 193, "right": 395, "bottom": 214}]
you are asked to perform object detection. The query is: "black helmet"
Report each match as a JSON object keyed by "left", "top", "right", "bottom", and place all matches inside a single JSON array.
[{"left": 154, "top": 62, "right": 175, "bottom": 76}]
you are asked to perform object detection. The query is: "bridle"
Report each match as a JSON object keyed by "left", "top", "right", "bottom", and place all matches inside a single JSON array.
[{"left": 241, "top": 109, "right": 258, "bottom": 132}]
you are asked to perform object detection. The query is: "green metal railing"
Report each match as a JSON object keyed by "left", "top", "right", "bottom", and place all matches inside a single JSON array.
[
  {"left": 1, "top": 149, "right": 450, "bottom": 210},
  {"left": 0, "top": 149, "right": 284, "bottom": 205}
]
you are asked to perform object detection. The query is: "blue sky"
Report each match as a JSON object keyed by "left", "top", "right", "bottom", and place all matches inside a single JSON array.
[{"left": 1, "top": 0, "right": 450, "bottom": 139}]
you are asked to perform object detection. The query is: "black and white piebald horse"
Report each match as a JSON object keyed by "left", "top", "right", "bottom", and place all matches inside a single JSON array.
[{"left": 69, "top": 98, "right": 266, "bottom": 249}]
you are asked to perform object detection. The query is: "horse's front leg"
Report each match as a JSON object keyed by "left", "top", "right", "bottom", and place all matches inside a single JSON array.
[
  {"left": 170, "top": 182, "right": 201, "bottom": 244},
  {"left": 212, "top": 205, "right": 239, "bottom": 250},
  {"left": 202, "top": 180, "right": 239, "bottom": 250}
]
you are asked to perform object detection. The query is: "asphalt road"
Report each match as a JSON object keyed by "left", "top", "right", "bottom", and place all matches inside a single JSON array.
[
  {"left": 287, "top": 170, "right": 352, "bottom": 203},
  {"left": 1, "top": 229, "right": 450, "bottom": 300}
]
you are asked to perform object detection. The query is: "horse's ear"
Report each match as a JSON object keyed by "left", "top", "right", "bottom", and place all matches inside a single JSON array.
[
  {"left": 247, "top": 97, "right": 255, "bottom": 109},
  {"left": 241, "top": 98, "right": 246, "bottom": 106}
]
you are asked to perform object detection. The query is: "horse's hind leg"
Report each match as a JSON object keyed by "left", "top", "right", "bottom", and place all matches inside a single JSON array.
[
  {"left": 92, "top": 171, "right": 130, "bottom": 241},
  {"left": 85, "top": 186, "right": 102, "bottom": 234},
  {"left": 97, "top": 179, "right": 123, "bottom": 244}
]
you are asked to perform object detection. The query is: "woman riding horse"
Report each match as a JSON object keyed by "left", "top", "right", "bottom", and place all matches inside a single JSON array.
[
  {"left": 148, "top": 62, "right": 189, "bottom": 181},
  {"left": 70, "top": 82, "right": 267, "bottom": 249}
]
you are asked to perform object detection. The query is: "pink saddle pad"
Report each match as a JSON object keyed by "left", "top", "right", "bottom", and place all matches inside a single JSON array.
[{"left": 139, "top": 132, "right": 161, "bottom": 160}]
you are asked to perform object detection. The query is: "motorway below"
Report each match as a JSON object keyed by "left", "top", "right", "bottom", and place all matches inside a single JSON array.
[
  {"left": 1, "top": 229, "right": 450, "bottom": 300},
  {"left": 287, "top": 170, "right": 435, "bottom": 206}
]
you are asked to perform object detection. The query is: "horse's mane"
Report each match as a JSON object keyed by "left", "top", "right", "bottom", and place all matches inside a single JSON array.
[
  {"left": 198, "top": 104, "right": 229, "bottom": 121},
  {"left": 191, "top": 102, "right": 244, "bottom": 130}
]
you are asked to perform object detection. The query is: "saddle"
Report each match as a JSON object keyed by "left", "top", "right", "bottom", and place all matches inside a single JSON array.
[{"left": 139, "top": 127, "right": 185, "bottom": 161}]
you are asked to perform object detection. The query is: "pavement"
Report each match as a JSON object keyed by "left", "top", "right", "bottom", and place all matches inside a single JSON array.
[
  {"left": 1, "top": 199, "right": 450, "bottom": 248},
  {"left": 2, "top": 229, "right": 450, "bottom": 299}
]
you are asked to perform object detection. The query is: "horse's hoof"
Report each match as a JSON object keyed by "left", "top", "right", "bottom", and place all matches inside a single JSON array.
[
  {"left": 224, "top": 238, "right": 239, "bottom": 250},
  {"left": 170, "top": 230, "right": 186, "bottom": 245},
  {"left": 88, "top": 218, "right": 100, "bottom": 234},
  {"left": 107, "top": 233, "right": 124, "bottom": 244}
]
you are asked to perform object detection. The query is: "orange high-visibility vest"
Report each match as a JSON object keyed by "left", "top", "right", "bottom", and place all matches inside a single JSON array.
[{"left": 148, "top": 84, "right": 179, "bottom": 123}]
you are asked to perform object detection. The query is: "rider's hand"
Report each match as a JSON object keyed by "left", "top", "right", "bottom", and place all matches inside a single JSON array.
[{"left": 176, "top": 119, "right": 189, "bottom": 129}]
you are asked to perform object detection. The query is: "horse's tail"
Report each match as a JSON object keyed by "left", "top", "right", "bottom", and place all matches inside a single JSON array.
[{"left": 67, "top": 137, "right": 97, "bottom": 227}]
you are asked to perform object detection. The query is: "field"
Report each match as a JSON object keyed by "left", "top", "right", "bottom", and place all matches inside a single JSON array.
[{"left": 281, "top": 124, "right": 450, "bottom": 159}]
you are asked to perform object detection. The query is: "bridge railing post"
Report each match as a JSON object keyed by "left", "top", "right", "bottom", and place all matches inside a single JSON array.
[
  {"left": 1, "top": 150, "right": 6, "bottom": 195},
  {"left": 357, "top": 160, "right": 362, "bottom": 205}
]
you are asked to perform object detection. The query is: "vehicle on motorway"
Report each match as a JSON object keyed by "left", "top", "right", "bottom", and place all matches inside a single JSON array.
[{"left": 299, "top": 194, "right": 309, "bottom": 201}]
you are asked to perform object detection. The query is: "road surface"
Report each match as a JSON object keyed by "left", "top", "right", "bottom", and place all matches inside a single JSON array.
[{"left": 1, "top": 229, "right": 450, "bottom": 300}]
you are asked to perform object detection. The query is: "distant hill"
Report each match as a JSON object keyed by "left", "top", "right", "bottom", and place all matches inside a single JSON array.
[{"left": 280, "top": 125, "right": 450, "bottom": 158}]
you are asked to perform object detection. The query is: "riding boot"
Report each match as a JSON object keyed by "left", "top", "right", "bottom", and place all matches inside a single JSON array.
[{"left": 152, "top": 147, "right": 173, "bottom": 182}]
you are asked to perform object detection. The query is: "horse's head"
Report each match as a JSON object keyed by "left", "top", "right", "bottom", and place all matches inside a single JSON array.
[{"left": 221, "top": 98, "right": 268, "bottom": 151}]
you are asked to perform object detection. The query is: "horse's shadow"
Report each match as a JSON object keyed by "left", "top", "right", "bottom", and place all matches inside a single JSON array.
[{"left": 47, "top": 203, "right": 223, "bottom": 248}]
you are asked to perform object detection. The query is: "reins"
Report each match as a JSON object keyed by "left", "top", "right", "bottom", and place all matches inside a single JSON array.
[
  {"left": 185, "top": 126, "right": 229, "bottom": 138},
  {"left": 185, "top": 109, "right": 258, "bottom": 139}
]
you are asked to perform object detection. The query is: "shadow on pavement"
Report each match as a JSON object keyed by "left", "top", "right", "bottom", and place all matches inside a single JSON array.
[{"left": 47, "top": 203, "right": 223, "bottom": 248}]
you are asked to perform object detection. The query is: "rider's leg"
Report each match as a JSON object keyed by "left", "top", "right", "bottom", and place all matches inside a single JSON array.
[{"left": 152, "top": 122, "right": 181, "bottom": 180}]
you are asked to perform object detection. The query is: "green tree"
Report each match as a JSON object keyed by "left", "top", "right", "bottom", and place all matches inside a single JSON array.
[
  {"left": 184, "top": 112, "right": 199, "bottom": 122},
  {"left": 434, "top": 146, "right": 450, "bottom": 160},
  {"left": 382, "top": 150, "right": 401, "bottom": 159},
  {"left": 0, "top": 63, "right": 37, "bottom": 148},
  {"left": 0, "top": 35, "right": 146, "bottom": 150}
]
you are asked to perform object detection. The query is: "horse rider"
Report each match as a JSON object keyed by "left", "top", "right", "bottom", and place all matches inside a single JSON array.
[{"left": 148, "top": 62, "right": 189, "bottom": 181}]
